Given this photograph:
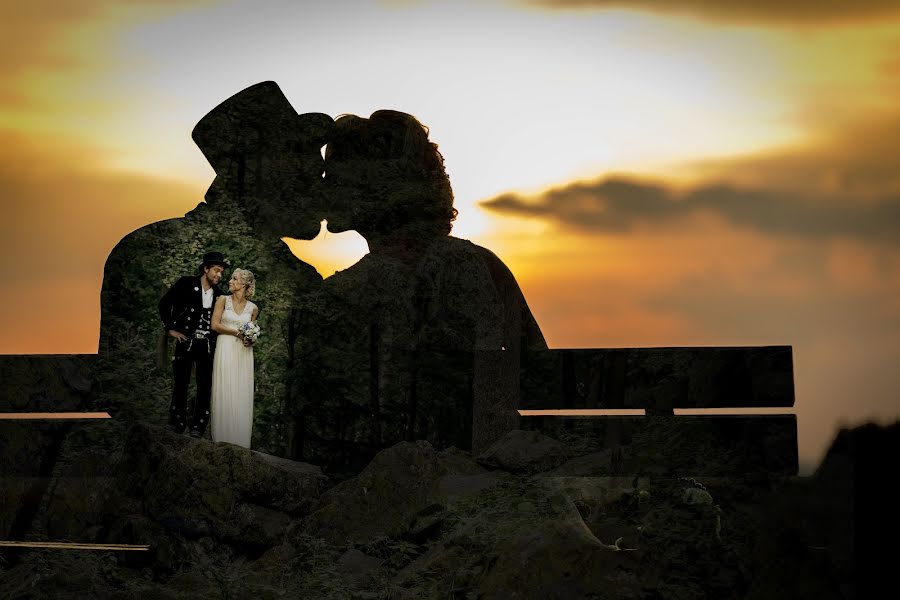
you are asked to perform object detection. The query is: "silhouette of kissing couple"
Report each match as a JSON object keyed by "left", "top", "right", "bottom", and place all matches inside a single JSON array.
[{"left": 100, "top": 81, "right": 546, "bottom": 474}]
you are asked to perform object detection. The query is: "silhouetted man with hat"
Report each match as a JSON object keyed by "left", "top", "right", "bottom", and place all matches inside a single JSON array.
[
  {"left": 99, "top": 81, "right": 332, "bottom": 453},
  {"left": 159, "top": 251, "right": 229, "bottom": 436}
]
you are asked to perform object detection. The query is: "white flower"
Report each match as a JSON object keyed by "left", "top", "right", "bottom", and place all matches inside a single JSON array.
[{"left": 238, "top": 321, "right": 261, "bottom": 342}]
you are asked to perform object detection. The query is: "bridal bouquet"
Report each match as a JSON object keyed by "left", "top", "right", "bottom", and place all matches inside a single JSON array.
[{"left": 238, "top": 321, "right": 261, "bottom": 344}]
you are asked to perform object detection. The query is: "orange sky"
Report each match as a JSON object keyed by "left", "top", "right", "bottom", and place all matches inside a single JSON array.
[{"left": 2, "top": 0, "right": 900, "bottom": 473}]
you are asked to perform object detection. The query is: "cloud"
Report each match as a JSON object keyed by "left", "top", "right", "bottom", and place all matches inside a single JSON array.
[
  {"left": 483, "top": 110, "right": 900, "bottom": 244},
  {"left": 483, "top": 178, "right": 900, "bottom": 242},
  {"left": 525, "top": 0, "right": 900, "bottom": 25}
]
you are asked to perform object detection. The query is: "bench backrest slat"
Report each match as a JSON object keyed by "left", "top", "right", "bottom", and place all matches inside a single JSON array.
[{"left": 521, "top": 346, "right": 794, "bottom": 410}]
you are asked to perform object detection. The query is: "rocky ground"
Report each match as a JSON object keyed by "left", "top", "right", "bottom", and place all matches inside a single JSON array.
[{"left": 0, "top": 420, "right": 859, "bottom": 599}]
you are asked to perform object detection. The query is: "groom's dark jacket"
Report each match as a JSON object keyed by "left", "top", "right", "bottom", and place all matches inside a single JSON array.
[{"left": 158, "top": 276, "right": 225, "bottom": 338}]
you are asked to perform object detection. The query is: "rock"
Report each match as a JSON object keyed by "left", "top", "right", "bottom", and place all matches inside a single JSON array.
[
  {"left": 477, "top": 517, "right": 637, "bottom": 599},
  {"left": 223, "top": 502, "right": 294, "bottom": 548},
  {"left": 165, "top": 570, "right": 218, "bottom": 597},
  {"left": 410, "top": 487, "right": 641, "bottom": 599},
  {"left": 541, "top": 450, "right": 613, "bottom": 477},
  {"left": 436, "top": 446, "right": 487, "bottom": 476},
  {"left": 252, "top": 449, "right": 327, "bottom": 480},
  {"left": 438, "top": 471, "right": 503, "bottom": 504},
  {"left": 251, "top": 542, "right": 296, "bottom": 574},
  {"left": 302, "top": 440, "right": 449, "bottom": 545},
  {"left": 541, "top": 476, "right": 649, "bottom": 509},
  {"left": 125, "top": 422, "right": 325, "bottom": 514},
  {"left": 406, "top": 503, "right": 447, "bottom": 543},
  {"left": 336, "top": 548, "right": 384, "bottom": 583},
  {"left": 391, "top": 543, "right": 471, "bottom": 596},
  {"left": 476, "top": 429, "right": 570, "bottom": 474},
  {"left": 94, "top": 421, "right": 325, "bottom": 557},
  {"left": 392, "top": 470, "right": 640, "bottom": 597}
]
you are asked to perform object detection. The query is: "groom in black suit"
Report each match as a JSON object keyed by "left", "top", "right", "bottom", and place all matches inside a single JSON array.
[{"left": 159, "top": 251, "right": 228, "bottom": 437}]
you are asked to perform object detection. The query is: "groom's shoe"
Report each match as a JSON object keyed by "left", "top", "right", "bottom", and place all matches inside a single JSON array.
[{"left": 189, "top": 429, "right": 203, "bottom": 438}]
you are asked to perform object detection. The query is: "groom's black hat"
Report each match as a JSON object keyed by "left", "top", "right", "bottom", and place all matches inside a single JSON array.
[
  {"left": 200, "top": 251, "right": 230, "bottom": 269},
  {"left": 191, "top": 81, "right": 333, "bottom": 174}
]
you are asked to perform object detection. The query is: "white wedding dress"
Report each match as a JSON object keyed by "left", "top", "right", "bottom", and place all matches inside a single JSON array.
[{"left": 211, "top": 295, "right": 256, "bottom": 448}]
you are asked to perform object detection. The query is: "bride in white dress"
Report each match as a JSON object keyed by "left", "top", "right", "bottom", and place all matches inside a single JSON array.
[{"left": 210, "top": 268, "right": 258, "bottom": 448}]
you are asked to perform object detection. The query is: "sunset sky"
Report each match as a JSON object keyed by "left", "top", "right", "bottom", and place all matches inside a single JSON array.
[{"left": 2, "top": 0, "right": 899, "bottom": 473}]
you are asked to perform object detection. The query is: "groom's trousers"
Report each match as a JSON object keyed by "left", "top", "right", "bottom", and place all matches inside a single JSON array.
[{"left": 169, "top": 337, "right": 214, "bottom": 434}]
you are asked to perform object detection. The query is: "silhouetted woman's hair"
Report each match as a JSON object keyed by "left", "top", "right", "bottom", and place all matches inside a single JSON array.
[{"left": 326, "top": 110, "right": 458, "bottom": 236}]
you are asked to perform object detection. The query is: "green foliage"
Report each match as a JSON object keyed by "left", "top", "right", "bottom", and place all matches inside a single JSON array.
[{"left": 99, "top": 198, "right": 321, "bottom": 455}]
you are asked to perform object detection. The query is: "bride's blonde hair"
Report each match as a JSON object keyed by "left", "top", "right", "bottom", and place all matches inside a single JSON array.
[{"left": 233, "top": 268, "right": 256, "bottom": 299}]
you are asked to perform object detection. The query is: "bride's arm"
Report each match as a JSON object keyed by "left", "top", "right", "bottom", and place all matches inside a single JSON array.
[
  {"left": 211, "top": 296, "right": 239, "bottom": 336},
  {"left": 241, "top": 305, "right": 260, "bottom": 347}
]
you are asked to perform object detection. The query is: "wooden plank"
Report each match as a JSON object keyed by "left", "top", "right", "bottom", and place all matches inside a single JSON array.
[
  {"left": 0, "top": 541, "right": 149, "bottom": 551},
  {"left": 520, "top": 346, "right": 794, "bottom": 410},
  {"left": 0, "top": 413, "right": 111, "bottom": 420},
  {"left": 521, "top": 414, "right": 798, "bottom": 476}
]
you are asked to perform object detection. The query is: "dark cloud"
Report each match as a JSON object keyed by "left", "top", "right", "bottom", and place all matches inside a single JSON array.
[
  {"left": 483, "top": 177, "right": 900, "bottom": 242},
  {"left": 526, "top": 0, "right": 900, "bottom": 25}
]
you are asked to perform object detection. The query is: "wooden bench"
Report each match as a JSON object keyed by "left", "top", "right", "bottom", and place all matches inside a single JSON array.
[
  {"left": 518, "top": 346, "right": 797, "bottom": 476},
  {"left": 0, "top": 355, "right": 100, "bottom": 548},
  {"left": 0, "top": 344, "right": 798, "bottom": 551}
]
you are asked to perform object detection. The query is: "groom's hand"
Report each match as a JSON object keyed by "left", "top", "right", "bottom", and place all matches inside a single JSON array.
[{"left": 168, "top": 330, "right": 188, "bottom": 342}]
